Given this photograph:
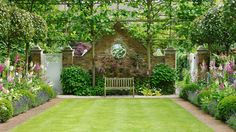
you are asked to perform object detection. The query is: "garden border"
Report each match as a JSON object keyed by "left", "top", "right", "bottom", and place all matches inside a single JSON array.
[
  {"left": 0, "top": 98, "right": 63, "bottom": 132},
  {"left": 173, "top": 98, "right": 234, "bottom": 132}
]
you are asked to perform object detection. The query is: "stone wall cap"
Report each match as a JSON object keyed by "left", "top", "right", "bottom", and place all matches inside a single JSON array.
[
  {"left": 164, "top": 47, "right": 176, "bottom": 51},
  {"left": 197, "top": 46, "right": 208, "bottom": 51},
  {"left": 31, "top": 45, "right": 42, "bottom": 51},
  {"left": 63, "top": 45, "right": 74, "bottom": 52}
]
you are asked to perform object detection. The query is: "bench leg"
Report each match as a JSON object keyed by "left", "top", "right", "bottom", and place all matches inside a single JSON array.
[
  {"left": 104, "top": 88, "right": 106, "bottom": 97},
  {"left": 133, "top": 87, "right": 135, "bottom": 98}
]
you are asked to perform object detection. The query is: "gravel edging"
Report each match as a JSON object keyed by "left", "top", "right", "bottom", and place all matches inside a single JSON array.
[
  {"left": 0, "top": 98, "right": 63, "bottom": 132},
  {"left": 173, "top": 98, "right": 235, "bottom": 132}
]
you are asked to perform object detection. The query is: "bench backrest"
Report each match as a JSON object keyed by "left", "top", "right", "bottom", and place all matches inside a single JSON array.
[{"left": 105, "top": 77, "right": 134, "bottom": 88}]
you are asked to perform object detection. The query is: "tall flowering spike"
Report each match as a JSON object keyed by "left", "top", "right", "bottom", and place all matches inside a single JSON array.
[
  {"left": 0, "top": 84, "right": 3, "bottom": 91},
  {"left": 4, "top": 58, "right": 10, "bottom": 68},
  {"left": 0, "top": 64, "right": 4, "bottom": 73},
  {"left": 225, "top": 62, "right": 234, "bottom": 74},
  {"left": 209, "top": 60, "right": 216, "bottom": 70},
  {"left": 218, "top": 64, "right": 223, "bottom": 71},
  {"left": 15, "top": 54, "right": 20, "bottom": 64}
]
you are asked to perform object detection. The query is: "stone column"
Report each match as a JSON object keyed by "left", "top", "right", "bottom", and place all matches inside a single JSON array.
[
  {"left": 31, "top": 45, "right": 43, "bottom": 65},
  {"left": 164, "top": 47, "right": 176, "bottom": 69},
  {"left": 197, "top": 46, "right": 210, "bottom": 81},
  {"left": 62, "top": 46, "right": 74, "bottom": 67}
]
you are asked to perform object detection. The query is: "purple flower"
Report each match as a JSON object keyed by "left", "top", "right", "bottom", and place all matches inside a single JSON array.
[
  {"left": 0, "top": 64, "right": 5, "bottom": 73},
  {"left": 225, "top": 62, "right": 234, "bottom": 74},
  {"left": 15, "top": 54, "right": 20, "bottom": 64},
  {"left": 233, "top": 80, "right": 236, "bottom": 89},
  {"left": 34, "top": 64, "right": 41, "bottom": 72}
]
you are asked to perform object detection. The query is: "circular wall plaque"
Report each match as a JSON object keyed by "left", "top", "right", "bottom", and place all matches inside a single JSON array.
[{"left": 111, "top": 43, "right": 126, "bottom": 59}]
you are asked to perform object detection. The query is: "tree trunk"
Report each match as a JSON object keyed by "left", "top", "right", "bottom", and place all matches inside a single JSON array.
[{"left": 25, "top": 43, "right": 29, "bottom": 76}]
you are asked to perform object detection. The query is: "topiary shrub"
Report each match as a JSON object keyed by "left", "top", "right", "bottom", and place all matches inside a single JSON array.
[
  {"left": 61, "top": 66, "right": 91, "bottom": 95},
  {"left": 217, "top": 96, "right": 236, "bottom": 121},
  {"left": 179, "top": 83, "right": 200, "bottom": 100},
  {"left": 151, "top": 64, "right": 177, "bottom": 95},
  {"left": 0, "top": 98, "right": 13, "bottom": 122}
]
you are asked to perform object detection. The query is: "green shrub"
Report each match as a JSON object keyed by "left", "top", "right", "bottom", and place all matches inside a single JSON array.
[
  {"left": 180, "top": 83, "right": 200, "bottom": 100},
  {"left": 197, "top": 90, "right": 212, "bottom": 105},
  {"left": 0, "top": 98, "right": 13, "bottom": 122},
  {"left": 40, "top": 83, "right": 56, "bottom": 99},
  {"left": 207, "top": 99, "right": 219, "bottom": 118},
  {"left": 227, "top": 115, "right": 236, "bottom": 130},
  {"left": 61, "top": 66, "right": 91, "bottom": 95},
  {"left": 34, "top": 89, "right": 50, "bottom": 106},
  {"left": 151, "top": 64, "right": 177, "bottom": 95},
  {"left": 217, "top": 96, "right": 236, "bottom": 121}
]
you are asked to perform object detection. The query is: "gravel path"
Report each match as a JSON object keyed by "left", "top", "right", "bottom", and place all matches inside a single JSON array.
[
  {"left": 173, "top": 98, "right": 235, "bottom": 132},
  {"left": 0, "top": 98, "right": 63, "bottom": 132}
]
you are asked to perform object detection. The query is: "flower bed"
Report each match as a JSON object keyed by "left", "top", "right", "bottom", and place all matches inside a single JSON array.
[
  {"left": 179, "top": 55, "right": 236, "bottom": 130},
  {"left": 0, "top": 56, "right": 56, "bottom": 123}
]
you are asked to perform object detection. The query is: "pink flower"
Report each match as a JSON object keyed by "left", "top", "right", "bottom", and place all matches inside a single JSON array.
[
  {"left": 3, "top": 88, "right": 9, "bottom": 94},
  {"left": 219, "top": 83, "right": 225, "bottom": 90},
  {"left": 15, "top": 54, "right": 20, "bottom": 64},
  {"left": 0, "top": 64, "right": 5, "bottom": 73},
  {"left": 34, "top": 64, "right": 41, "bottom": 72},
  {"left": 7, "top": 77, "right": 14, "bottom": 83}
]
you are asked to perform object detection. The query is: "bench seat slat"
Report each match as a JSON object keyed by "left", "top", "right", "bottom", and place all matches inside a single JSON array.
[{"left": 104, "top": 77, "right": 135, "bottom": 97}]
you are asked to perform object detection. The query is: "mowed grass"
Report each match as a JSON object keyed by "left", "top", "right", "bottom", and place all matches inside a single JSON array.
[{"left": 11, "top": 99, "right": 213, "bottom": 132}]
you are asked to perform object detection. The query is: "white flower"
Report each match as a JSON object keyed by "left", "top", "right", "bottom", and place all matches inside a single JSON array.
[
  {"left": 0, "top": 78, "right": 2, "bottom": 82},
  {"left": 9, "top": 66, "right": 14, "bottom": 71}
]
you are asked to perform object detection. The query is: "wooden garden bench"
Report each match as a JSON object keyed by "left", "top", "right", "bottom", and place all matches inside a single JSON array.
[{"left": 104, "top": 77, "right": 135, "bottom": 97}]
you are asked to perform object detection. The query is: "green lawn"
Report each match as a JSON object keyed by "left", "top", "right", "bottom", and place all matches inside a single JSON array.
[{"left": 11, "top": 99, "right": 213, "bottom": 132}]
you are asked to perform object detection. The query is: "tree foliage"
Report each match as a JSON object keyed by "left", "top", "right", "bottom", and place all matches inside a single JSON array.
[{"left": 190, "top": 0, "right": 236, "bottom": 54}]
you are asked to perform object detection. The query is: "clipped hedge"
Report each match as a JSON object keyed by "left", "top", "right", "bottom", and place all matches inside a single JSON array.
[
  {"left": 0, "top": 98, "right": 13, "bottom": 123},
  {"left": 217, "top": 96, "right": 236, "bottom": 121}
]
